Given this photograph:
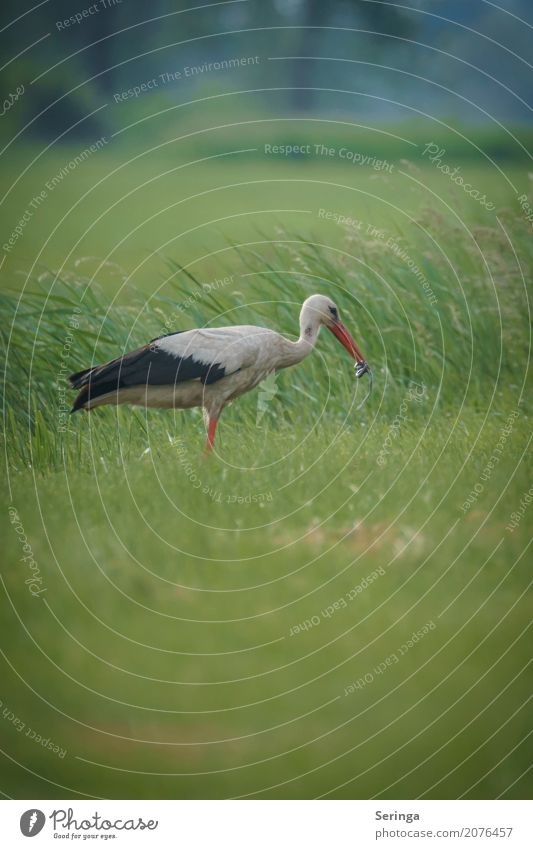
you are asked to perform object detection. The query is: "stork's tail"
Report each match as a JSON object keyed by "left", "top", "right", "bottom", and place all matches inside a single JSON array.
[
  {"left": 69, "top": 360, "right": 128, "bottom": 412},
  {"left": 70, "top": 387, "right": 90, "bottom": 413},
  {"left": 69, "top": 366, "right": 93, "bottom": 388},
  {"left": 69, "top": 366, "right": 97, "bottom": 413}
]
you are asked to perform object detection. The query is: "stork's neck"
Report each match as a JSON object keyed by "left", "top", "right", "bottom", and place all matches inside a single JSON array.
[{"left": 279, "top": 313, "right": 321, "bottom": 367}]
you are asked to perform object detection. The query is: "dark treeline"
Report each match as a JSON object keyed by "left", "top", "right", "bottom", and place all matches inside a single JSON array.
[
  {"left": 1, "top": 0, "right": 531, "bottom": 141},
  {"left": 0, "top": 0, "right": 411, "bottom": 139}
]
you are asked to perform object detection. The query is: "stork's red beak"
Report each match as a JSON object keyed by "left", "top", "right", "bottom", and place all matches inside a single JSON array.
[{"left": 329, "top": 320, "right": 366, "bottom": 364}]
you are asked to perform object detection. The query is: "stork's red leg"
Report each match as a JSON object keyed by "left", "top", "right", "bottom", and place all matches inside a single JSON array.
[{"left": 204, "top": 417, "right": 218, "bottom": 455}]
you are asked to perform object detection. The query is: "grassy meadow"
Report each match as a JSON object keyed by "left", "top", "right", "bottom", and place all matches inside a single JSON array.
[{"left": 1, "top": 130, "right": 532, "bottom": 799}]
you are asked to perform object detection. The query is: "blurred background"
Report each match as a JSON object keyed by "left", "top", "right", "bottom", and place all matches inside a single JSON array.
[
  {"left": 1, "top": 0, "right": 532, "bottom": 286},
  {"left": 3, "top": 0, "right": 533, "bottom": 132}
]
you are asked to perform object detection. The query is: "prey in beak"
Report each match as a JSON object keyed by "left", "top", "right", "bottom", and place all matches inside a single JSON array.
[
  {"left": 328, "top": 318, "right": 368, "bottom": 374},
  {"left": 325, "top": 306, "right": 373, "bottom": 400}
]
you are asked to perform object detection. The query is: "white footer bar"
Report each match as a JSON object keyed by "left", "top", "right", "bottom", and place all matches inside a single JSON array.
[{"left": 1, "top": 799, "right": 530, "bottom": 848}]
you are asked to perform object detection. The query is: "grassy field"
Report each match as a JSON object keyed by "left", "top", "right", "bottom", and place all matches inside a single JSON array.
[
  {"left": 1, "top": 119, "right": 531, "bottom": 291},
  {"left": 1, "top": 138, "right": 532, "bottom": 799}
]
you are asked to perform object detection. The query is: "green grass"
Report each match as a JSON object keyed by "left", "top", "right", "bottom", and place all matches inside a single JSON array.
[
  {"left": 1, "top": 121, "right": 530, "bottom": 292},
  {"left": 1, "top": 144, "right": 532, "bottom": 798},
  {"left": 2, "top": 415, "right": 531, "bottom": 799},
  {"left": 2, "top": 206, "right": 531, "bottom": 467}
]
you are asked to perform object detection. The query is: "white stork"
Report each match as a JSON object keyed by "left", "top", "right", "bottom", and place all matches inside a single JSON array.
[{"left": 69, "top": 294, "right": 367, "bottom": 453}]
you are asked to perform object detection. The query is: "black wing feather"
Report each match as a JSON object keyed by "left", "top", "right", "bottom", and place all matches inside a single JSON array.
[{"left": 69, "top": 341, "right": 226, "bottom": 412}]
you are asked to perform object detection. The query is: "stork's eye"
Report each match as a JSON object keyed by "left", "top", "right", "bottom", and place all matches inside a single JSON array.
[{"left": 329, "top": 305, "right": 338, "bottom": 319}]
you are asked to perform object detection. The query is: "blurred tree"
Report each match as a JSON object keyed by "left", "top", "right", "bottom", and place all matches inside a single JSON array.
[
  {"left": 0, "top": 0, "right": 416, "bottom": 139},
  {"left": 288, "top": 0, "right": 413, "bottom": 111}
]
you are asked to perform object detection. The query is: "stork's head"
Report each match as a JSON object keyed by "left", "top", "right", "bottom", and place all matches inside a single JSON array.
[{"left": 300, "top": 294, "right": 366, "bottom": 363}]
